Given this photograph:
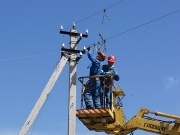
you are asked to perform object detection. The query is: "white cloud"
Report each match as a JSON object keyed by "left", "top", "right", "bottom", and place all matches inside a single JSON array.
[{"left": 165, "top": 76, "right": 179, "bottom": 89}]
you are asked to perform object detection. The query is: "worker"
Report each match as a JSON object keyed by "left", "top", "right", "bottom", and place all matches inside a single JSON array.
[
  {"left": 84, "top": 47, "right": 106, "bottom": 109},
  {"left": 100, "top": 55, "right": 120, "bottom": 108}
]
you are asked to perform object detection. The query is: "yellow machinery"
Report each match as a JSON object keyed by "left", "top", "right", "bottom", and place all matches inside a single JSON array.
[{"left": 76, "top": 75, "right": 180, "bottom": 135}]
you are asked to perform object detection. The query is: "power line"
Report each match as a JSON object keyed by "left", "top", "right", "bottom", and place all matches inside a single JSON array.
[
  {"left": 2, "top": 8, "right": 179, "bottom": 62},
  {"left": 64, "top": 0, "right": 124, "bottom": 30},
  {"left": 76, "top": 0, "right": 124, "bottom": 24},
  {"left": 87, "top": 9, "right": 180, "bottom": 48},
  {"left": 106, "top": 0, "right": 125, "bottom": 10},
  {"left": 106, "top": 9, "right": 180, "bottom": 41},
  {"left": 0, "top": 52, "right": 58, "bottom": 62}
]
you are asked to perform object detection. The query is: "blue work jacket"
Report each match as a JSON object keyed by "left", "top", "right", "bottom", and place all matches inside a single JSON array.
[
  {"left": 101, "top": 65, "right": 120, "bottom": 81},
  {"left": 87, "top": 52, "right": 101, "bottom": 76}
]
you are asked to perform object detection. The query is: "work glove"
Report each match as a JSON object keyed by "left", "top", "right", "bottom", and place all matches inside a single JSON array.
[
  {"left": 112, "top": 71, "right": 118, "bottom": 76},
  {"left": 87, "top": 47, "right": 91, "bottom": 52},
  {"left": 105, "top": 72, "right": 112, "bottom": 76}
]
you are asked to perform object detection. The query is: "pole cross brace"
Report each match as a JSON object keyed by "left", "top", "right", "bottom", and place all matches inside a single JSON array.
[
  {"left": 61, "top": 47, "right": 86, "bottom": 54},
  {"left": 60, "top": 30, "right": 88, "bottom": 38},
  {"left": 61, "top": 47, "right": 85, "bottom": 62}
]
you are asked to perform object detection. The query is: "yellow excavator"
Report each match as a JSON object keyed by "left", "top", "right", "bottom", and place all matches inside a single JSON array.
[{"left": 76, "top": 75, "right": 180, "bottom": 135}]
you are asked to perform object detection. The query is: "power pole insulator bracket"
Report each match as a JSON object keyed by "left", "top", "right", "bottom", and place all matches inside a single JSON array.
[
  {"left": 61, "top": 47, "right": 85, "bottom": 62},
  {"left": 60, "top": 30, "right": 88, "bottom": 38}
]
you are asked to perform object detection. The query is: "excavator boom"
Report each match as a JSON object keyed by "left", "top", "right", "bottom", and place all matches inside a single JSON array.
[{"left": 119, "top": 108, "right": 180, "bottom": 135}]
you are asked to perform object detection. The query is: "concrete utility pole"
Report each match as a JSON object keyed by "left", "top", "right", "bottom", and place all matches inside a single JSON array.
[
  {"left": 69, "top": 25, "right": 77, "bottom": 135},
  {"left": 19, "top": 23, "right": 87, "bottom": 135},
  {"left": 60, "top": 23, "right": 88, "bottom": 135}
]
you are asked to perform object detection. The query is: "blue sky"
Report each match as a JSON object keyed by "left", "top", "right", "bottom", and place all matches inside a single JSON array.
[{"left": 0, "top": 0, "right": 180, "bottom": 135}]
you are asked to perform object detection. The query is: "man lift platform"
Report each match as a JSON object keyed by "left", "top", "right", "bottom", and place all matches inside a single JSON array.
[
  {"left": 76, "top": 75, "right": 126, "bottom": 133},
  {"left": 76, "top": 108, "right": 114, "bottom": 128}
]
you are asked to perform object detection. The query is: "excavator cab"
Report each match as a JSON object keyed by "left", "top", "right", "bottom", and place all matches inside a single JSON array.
[{"left": 76, "top": 75, "right": 126, "bottom": 133}]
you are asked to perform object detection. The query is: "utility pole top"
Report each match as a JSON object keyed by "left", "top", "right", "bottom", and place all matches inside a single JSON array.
[
  {"left": 60, "top": 23, "right": 88, "bottom": 62},
  {"left": 60, "top": 23, "right": 88, "bottom": 38},
  {"left": 60, "top": 22, "right": 88, "bottom": 135}
]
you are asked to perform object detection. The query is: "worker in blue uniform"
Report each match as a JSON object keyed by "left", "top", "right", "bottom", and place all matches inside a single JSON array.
[
  {"left": 84, "top": 47, "right": 106, "bottom": 109},
  {"left": 100, "top": 55, "right": 119, "bottom": 108}
]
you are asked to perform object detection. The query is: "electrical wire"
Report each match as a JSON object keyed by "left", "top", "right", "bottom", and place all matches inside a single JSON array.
[
  {"left": 106, "top": 9, "right": 180, "bottom": 41},
  {"left": 0, "top": 52, "right": 58, "bottom": 62},
  {"left": 2, "top": 7, "right": 179, "bottom": 63},
  {"left": 1, "top": 1, "right": 124, "bottom": 63},
  {"left": 86, "top": 9, "right": 180, "bottom": 49},
  {"left": 64, "top": 0, "right": 125, "bottom": 30},
  {"left": 7, "top": 8, "right": 178, "bottom": 63},
  {"left": 62, "top": 1, "right": 180, "bottom": 54},
  {"left": 76, "top": 0, "right": 124, "bottom": 24}
]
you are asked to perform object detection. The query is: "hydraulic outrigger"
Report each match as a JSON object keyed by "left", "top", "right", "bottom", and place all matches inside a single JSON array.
[{"left": 76, "top": 75, "right": 180, "bottom": 135}]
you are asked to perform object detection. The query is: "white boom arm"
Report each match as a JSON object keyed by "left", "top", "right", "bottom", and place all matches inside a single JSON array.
[{"left": 19, "top": 54, "right": 69, "bottom": 135}]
